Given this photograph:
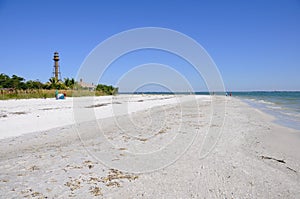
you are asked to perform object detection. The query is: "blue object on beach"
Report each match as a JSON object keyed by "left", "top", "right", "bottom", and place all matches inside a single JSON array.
[{"left": 56, "top": 93, "right": 65, "bottom": 100}]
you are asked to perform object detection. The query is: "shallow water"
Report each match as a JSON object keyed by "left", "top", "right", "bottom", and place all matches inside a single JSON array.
[{"left": 232, "top": 91, "right": 300, "bottom": 130}]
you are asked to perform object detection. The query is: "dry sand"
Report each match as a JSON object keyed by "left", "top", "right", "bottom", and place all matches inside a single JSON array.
[{"left": 0, "top": 95, "right": 299, "bottom": 198}]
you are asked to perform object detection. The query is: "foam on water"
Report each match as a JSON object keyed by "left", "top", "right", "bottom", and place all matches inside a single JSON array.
[{"left": 232, "top": 91, "right": 300, "bottom": 130}]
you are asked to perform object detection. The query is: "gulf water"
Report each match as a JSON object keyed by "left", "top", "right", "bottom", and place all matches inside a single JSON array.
[{"left": 232, "top": 91, "right": 300, "bottom": 130}]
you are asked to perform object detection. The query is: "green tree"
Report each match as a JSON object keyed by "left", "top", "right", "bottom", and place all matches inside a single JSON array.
[
  {"left": 0, "top": 73, "right": 10, "bottom": 88},
  {"left": 47, "top": 77, "right": 59, "bottom": 89},
  {"left": 26, "top": 80, "right": 44, "bottom": 89},
  {"left": 64, "top": 78, "right": 75, "bottom": 89},
  {"left": 11, "top": 75, "right": 27, "bottom": 89},
  {"left": 96, "top": 84, "right": 118, "bottom": 95}
]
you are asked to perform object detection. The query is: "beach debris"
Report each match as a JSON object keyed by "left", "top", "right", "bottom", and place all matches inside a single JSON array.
[
  {"left": 286, "top": 166, "right": 297, "bottom": 173},
  {"left": 83, "top": 160, "right": 94, "bottom": 169},
  {"left": 137, "top": 138, "right": 148, "bottom": 142},
  {"left": 39, "top": 107, "right": 71, "bottom": 110},
  {"left": 90, "top": 186, "right": 102, "bottom": 196},
  {"left": 0, "top": 113, "right": 7, "bottom": 118},
  {"left": 101, "top": 169, "right": 138, "bottom": 187},
  {"left": 157, "top": 129, "right": 166, "bottom": 134},
  {"left": 64, "top": 160, "right": 95, "bottom": 171},
  {"left": 85, "top": 103, "right": 108, "bottom": 108},
  {"left": 64, "top": 178, "right": 82, "bottom": 191},
  {"left": 87, "top": 177, "right": 101, "bottom": 184},
  {"left": 28, "top": 165, "right": 39, "bottom": 171},
  {"left": 11, "top": 111, "right": 27, "bottom": 115},
  {"left": 118, "top": 147, "right": 127, "bottom": 151},
  {"left": 86, "top": 101, "right": 122, "bottom": 108},
  {"left": 62, "top": 170, "right": 138, "bottom": 196},
  {"left": 21, "top": 188, "right": 47, "bottom": 198},
  {"left": 39, "top": 107, "right": 59, "bottom": 110},
  {"left": 260, "top": 155, "right": 286, "bottom": 164},
  {"left": 122, "top": 135, "right": 131, "bottom": 142},
  {"left": 261, "top": 155, "right": 298, "bottom": 173},
  {"left": 48, "top": 178, "right": 57, "bottom": 183},
  {"left": 106, "top": 181, "right": 121, "bottom": 187},
  {"left": 65, "top": 164, "right": 83, "bottom": 170}
]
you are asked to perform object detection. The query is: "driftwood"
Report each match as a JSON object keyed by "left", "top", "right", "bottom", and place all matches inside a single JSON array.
[
  {"left": 260, "top": 156, "right": 298, "bottom": 173},
  {"left": 85, "top": 103, "right": 109, "bottom": 108},
  {"left": 260, "top": 155, "right": 286, "bottom": 164},
  {"left": 286, "top": 166, "right": 297, "bottom": 173}
]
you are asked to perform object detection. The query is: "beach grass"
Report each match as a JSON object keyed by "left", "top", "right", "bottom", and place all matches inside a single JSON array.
[{"left": 0, "top": 89, "right": 111, "bottom": 100}]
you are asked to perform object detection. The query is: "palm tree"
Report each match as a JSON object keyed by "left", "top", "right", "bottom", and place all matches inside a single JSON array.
[
  {"left": 48, "top": 77, "right": 59, "bottom": 89},
  {"left": 64, "top": 78, "right": 75, "bottom": 89},
  {"left": 64, "top": 78, "right": 70, "bottom": 88},
  {"left": 70, "top": 78, "right": 75, "bottom": 89}
]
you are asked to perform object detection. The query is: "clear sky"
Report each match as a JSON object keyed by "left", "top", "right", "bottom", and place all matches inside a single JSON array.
[{"left": 0, "top": 0, "right": 299, "bottom": 91}]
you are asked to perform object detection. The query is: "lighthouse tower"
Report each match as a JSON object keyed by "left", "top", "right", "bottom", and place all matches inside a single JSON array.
[{"left": 53, "top": 52, "right": 61, "bottom": 81}]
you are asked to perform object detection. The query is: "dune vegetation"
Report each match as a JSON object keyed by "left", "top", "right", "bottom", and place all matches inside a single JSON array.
[{"left": 0, "top": 73, "right": 118, "bottom": 100}]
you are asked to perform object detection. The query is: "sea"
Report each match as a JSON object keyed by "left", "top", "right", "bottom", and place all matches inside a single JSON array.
[
  {"left": 126, "top": 91, "right": 300, "bottom": 130},
  {"left": 231, "top": 91, "right": 300, "bottom": 130}
]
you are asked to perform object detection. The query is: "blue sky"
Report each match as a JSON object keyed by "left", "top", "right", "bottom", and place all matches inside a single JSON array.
[{"left": 0, "top": 0, "right": 299, "bottom": 91}]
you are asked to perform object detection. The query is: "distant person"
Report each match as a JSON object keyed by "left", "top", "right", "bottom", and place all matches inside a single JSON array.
[
  {"left": 230, "top": 92, "right": 232, "bottom": 96},
  {"left": 55, "top": 90, "right": 58, "bottom": 99},
  {"left": 226, "top": 92, "right": 228, "bottom": 96}
]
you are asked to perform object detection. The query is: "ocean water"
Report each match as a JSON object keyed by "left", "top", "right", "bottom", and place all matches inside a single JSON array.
[{"left": 232, "top": 91, "right": 300, "bottom": 130}]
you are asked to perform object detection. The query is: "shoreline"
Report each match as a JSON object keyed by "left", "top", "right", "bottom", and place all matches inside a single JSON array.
[
  {"left": 0, "top": 96, "right": 300, "bottom": 198},
  {"left": 232, "top": 91, "right": 300, "bottom": 131},
  {"left": 238, "top": 97, "right": 300, "bottom": 131}
]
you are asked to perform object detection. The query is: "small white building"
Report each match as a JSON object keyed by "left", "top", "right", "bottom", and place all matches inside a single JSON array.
[{"left": 78, "top": 79, "right": 96, "bottom": 91}]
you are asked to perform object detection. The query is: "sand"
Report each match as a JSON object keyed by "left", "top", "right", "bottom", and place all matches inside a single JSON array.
[
  {"left": 0, "top": 95, "right": 199, "bottom": 139},
  {"left": 0, "top": 95, "right": 299, "bottom": 198}
]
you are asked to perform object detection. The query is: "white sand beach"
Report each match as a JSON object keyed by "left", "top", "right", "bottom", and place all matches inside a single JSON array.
[{"left": 0, "top": 95, "right": 300, "bottom": 198}]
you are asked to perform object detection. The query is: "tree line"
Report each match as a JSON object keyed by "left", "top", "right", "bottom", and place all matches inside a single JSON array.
[{"left": 0, "top": 73, "right": 118, "bottom": 95}]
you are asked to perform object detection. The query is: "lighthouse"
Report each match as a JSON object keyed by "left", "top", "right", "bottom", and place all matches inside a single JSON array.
[{"left": 53, "top": 52, "right": 61, "bottom": 81}]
